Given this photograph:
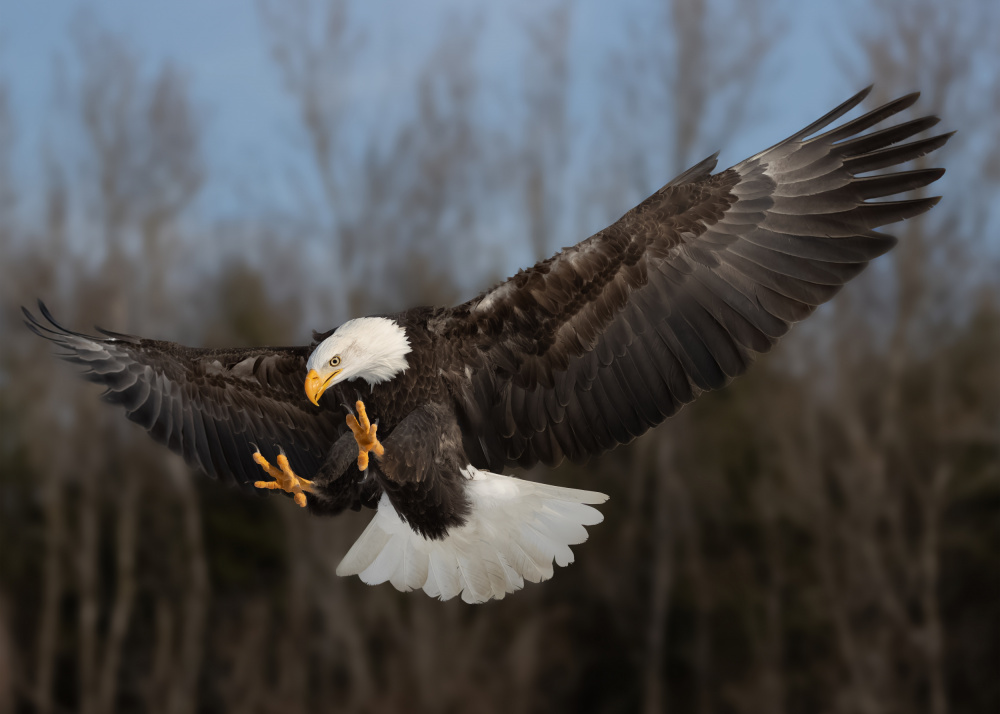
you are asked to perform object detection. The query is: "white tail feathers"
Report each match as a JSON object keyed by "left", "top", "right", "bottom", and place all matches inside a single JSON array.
[{"left": 336, "top": 467, "right": 608, "bottom": 603}]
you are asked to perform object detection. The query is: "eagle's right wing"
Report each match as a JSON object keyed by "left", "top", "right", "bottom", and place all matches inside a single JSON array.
[{"left": 25, "top": 303, "right": 343, "bottom": 492}]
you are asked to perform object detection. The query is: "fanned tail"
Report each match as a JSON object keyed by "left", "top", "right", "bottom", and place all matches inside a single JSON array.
[{"left": 336, "top": 467, "right": 607, "bottom": 603}]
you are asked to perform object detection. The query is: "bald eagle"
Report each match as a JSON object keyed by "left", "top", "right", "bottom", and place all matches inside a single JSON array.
[{"left": 26, "top": 88, "right": 950, "bottom": 603}]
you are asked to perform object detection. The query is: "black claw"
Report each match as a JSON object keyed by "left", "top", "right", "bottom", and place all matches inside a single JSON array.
[
  {"left": 249, "top": 441, "right": 260, "bottom": 455},
  {"left": 341, "top": 402, "right": 355, "bottom": 417}
]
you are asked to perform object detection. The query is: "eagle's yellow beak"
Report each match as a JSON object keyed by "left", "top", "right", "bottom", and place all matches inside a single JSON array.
[{"left": 305, "top": 369, "right": 339, "bottom": 407}]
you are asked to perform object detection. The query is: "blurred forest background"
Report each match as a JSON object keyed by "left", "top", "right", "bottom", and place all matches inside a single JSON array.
[{"left": 1, "top": 0, "right": 998, "bottom": 712}]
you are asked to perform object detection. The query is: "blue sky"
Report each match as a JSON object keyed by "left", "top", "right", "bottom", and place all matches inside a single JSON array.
[
  {"left": 0, "top": 1, "right": 854, "bottom": 211},
  {"left": 3, "top": 0, "right": 991, "bottom": 296}
]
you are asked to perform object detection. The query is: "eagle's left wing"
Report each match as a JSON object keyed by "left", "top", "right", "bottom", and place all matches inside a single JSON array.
[{"left": 447, "top": 88, "right": 951, "bottom": 470}]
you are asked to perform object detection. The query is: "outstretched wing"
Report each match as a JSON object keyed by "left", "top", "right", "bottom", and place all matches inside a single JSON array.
[
  {"left": 450, "top": 87, "right": 952, "bottom": 470},
  {"left": 24, "top": 303, "right": 343, "bottom": 492}
]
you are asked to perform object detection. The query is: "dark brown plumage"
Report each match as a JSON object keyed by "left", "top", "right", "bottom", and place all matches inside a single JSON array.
[
  {"left": 26, "top": 87, "right": 952, "bottom": 601},
  {"left": 446, "top": 88, "right": 950, "bottom": 472}
]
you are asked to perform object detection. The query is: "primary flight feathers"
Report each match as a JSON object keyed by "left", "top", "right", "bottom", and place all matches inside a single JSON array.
[{"left": 26, "top": 87, "right": 950, "bottom": 602}]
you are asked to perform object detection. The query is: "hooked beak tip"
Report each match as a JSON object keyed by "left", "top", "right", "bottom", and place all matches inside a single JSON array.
[
  {"left": 305, "top": 368, "right": 341, "bottom": 407},
  {"left": 305, "top": 369, "right": 324, "bottom": 407}
]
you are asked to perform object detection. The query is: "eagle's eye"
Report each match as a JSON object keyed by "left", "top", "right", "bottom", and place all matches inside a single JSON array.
[{"left": 329, "top": 355, "right": 341, "bottom": 368}]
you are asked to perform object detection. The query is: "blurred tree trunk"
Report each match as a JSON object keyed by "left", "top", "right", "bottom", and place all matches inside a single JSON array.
[
  {"left": 95, "top": 469, "right": 141, "bottom": 714},
  {"left": 643, "top": 438, "right": 676, "bottom": 714},
  {"left": 22, "top": 170, "right": 67, "bottom": 714},
  {"left": 520, "top": 0, "right": 572, "bottom": 262},
  {"left": 0, "top": 594, "right": 13, "bottom": 714},
  {"left": 0, "top": 81, "right": 13, "bottom": 221},
  {"left": 164, "top": 459, "right": 208, "bottom": 714}
]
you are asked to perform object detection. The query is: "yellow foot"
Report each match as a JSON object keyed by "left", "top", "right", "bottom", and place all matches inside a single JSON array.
[
  {"left": 346, "top": 400, "right": 384, "bottom": 471},
  {"left": 253, "top": 450, "right": 315, "bottom": 508}
]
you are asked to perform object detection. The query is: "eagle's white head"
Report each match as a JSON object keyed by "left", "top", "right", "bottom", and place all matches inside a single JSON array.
[{"left": 304, "top": 317, "right": 411, "bottom": 406}]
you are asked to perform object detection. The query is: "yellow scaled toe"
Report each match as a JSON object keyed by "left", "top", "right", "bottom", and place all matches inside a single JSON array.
[
  {"left": 253, "top": 452, "right": 284, "bottom": 481},
  {"left": 346, "top": 399, "right": 385, "bottom": 471},
  {"left": 252, "top": 449, "right": 315, "bottom": 508}
]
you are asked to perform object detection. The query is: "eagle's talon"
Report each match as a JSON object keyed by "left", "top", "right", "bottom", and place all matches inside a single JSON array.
[
  {"left": 346, "top": 399, "right": 384, "bottom": 471},
  {"left": 252, "top": 449, "right": 315, "bottom": 507}
]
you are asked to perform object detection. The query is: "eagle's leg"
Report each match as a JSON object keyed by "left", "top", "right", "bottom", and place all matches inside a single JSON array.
[
  {"left": 252, "top": 450, "right": 315, "bottom": 508},
  {"left": 346, "top": 400, "right": 384, "bottom": 471}
]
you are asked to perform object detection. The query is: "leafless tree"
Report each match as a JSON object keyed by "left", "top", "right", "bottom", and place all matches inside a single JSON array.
[
  {"left": 0, "top": 78, "right": 14, "bottom": 225},
  {"left": 0, "top": 70, "right": 18, "bottom": 714},
  {"left": 519, "top": 0, "right": 573, "bottom": 262}
]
